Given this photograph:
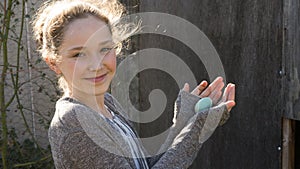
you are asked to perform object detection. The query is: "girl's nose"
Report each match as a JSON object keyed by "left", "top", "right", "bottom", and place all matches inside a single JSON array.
[{"left": 88, "top": 54, "right": 104, "bottom": 71}]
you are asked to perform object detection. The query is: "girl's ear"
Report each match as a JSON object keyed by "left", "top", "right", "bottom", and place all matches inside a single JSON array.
[{"left": 45, "top": 57, "right": 61, "bottom": 74}]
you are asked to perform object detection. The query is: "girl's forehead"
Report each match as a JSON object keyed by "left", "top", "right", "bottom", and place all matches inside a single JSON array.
[
  {"left": 60, "top": 15, "right": 112, "bottom": 51},
  {"left": 64, "top": 15, "right": 110, "bottom": 38}
]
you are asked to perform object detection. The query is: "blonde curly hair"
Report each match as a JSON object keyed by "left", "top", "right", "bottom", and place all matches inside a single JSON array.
[{"left": 32, "top": 0, "right": 137, "bottom": 95}]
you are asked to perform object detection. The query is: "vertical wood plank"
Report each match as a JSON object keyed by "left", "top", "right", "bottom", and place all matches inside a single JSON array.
[
  {"left": 295, "top": 122, "right": 300, "bottom": 168},
  {"left": 283, "top": 0, "right": 300, "bottom": 120},
  {"left": 282, "top": 118, "right": 295, "bottom": 169}
]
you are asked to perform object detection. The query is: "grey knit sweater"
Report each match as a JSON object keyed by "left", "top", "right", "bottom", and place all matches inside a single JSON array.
[{"left": 48, "top": 90, "right": 228, "bottom": 169}]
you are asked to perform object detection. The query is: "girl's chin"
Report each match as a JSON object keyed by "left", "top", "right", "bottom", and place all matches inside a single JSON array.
[{"left": 72, "top": 86, "right": 110, "bottom": 96}]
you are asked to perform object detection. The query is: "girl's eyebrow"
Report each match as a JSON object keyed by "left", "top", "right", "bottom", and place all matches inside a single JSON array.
[
  {"left": 66, "top": 40, "right": 114, "bottom": 52},
  {"left": 67, "top": 46, "right": 85, "bottom": 51},
  {"left": 98, "top": 40, "right": 114, "bottom": 47}
]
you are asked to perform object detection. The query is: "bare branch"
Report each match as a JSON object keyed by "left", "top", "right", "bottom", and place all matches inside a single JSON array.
[{"left": 0, "top": 2, "right": 4, "bottom": 11}]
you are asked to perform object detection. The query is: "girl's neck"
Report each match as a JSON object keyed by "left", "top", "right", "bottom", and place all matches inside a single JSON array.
[{"left": 70, "top": 92, "right": 112, "bottom": 119}]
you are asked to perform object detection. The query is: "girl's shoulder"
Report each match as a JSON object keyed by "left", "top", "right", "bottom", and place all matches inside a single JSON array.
[
  {"left": 55, "top": 97, "right": 85, "bottom": 118},
  {"left": 50, "top": 97, "right": 86, "bottom": 131},
  {"left": 48, "top": 97, "right": 87, "bottom": 148},
  {"left": 49, "top": 93, "right": 132, "bottom": 134}
]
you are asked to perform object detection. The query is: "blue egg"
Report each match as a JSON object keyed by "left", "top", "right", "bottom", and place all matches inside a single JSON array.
[{"left": 194, "top": 97, "right": 213, "bottom": 112}]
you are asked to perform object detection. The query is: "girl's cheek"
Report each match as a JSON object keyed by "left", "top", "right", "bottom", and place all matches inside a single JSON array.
[
  {"left": 71, "top": 60, "right": 86, "bottom": 72},
  {"left": 65, "top": 62, "right": 76, "bottom": 73},
  {"left": 112, "top": 57, "right": 117, "bottom": 68},
  {"left": 62, "top": 60, "right": 84, "bottom": 77},
  {"left": 108, "top": 53, "right": 117, "bottom": 69}
]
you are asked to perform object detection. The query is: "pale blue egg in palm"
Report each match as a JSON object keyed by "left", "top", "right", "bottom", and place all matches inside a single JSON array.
[{"left": 194, "top": 97, "right": 213, "bottom": 112}]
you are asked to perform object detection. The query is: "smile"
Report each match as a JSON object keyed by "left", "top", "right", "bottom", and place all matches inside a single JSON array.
[{"left": 85, "top": 74, "right": 107, "bottom": 83}]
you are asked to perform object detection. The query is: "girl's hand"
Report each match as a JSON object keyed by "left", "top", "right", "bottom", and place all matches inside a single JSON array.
[
  {"left": 182, "top": 77, "right": 236, "bottom": 111},
  {"left": 219, "top": 83, "right": 235, "bottom": 111}
]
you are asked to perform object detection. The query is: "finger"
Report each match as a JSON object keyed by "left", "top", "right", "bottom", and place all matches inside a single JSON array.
[
  {"left": 214, "top": 80, "right": 225, "bottom": 93},
  {"left": 221, "top": 83, "right": 232, "bottom": 102},
  {"left": 182, "top": 83, "right": 190, "bottom": 92},
  {"left": 227, "top": 84, "right": 235, "bottom": 101},
  {"left": 191, "top": 80, "right": 208, "bottom": 95},
  {"left": 200, "top": 77, "right": 224, "bottom": 98},
  {"left": 210, "top": 91, "right": 222, "bottom": 105},
  {"left": 208, "top": 81, "right": 224, "bottom": 103},
  {"left": 225, "top": 100, "right": 236, "bottom": 111},
  {"left": 200, "top": 77, "right": 223, "bottom": 97}
]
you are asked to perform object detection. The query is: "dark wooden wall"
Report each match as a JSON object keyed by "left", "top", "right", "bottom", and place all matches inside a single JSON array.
[
  {"left": 136, "top": 0, "right": 284, "bottom": 168},
  {"left": 283, "top": 0, "right": 300, "bottom": 168},
  {"left": 283, "top": 0, "right": 300, "bottom": 120}
]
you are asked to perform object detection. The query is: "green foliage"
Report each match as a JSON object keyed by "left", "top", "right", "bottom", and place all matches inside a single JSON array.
[
  {"left": 1, "top": 0, "right": 56, "bottom": 168},
  {"left": 0, "top": 129, "right": 54, "bottom": 169}
]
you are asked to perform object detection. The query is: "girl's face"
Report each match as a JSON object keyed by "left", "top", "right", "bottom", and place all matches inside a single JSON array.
[{"left": 57, "top": 15, "right": 116, "bottom": 99}]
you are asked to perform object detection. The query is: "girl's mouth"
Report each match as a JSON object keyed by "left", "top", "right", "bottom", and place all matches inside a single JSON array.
[{"left": 85, "top": 74, "right": 107, "bottom": 83}]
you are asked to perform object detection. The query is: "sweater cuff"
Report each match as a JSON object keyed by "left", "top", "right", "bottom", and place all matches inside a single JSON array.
[{"left": 173, "top": 89, "right": 200, "bottom": 124}]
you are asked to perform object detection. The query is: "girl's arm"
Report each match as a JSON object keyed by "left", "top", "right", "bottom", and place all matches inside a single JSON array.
[
  {"left": 154, "top": 78, "right": 232, "bottom": 156},
  {"left": 150, "top": 93, "right": 230, "bottom": 168},
  {"left": 148, "top": 80, "right": 235, "bottom": 168},
  {"left": 54, "top": 78, "right": 234, "bottom": 169},
  {"left": 55, "top": 88, "right": 233, "bottom": 169}
]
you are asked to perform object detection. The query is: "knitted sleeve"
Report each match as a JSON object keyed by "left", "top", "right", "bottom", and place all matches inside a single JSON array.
[
  {"left": 60, "top": 130, "right": 134, "bottom": 169},
  {"left": 108, "top": 91, "right": 229, "bottom": 168}
]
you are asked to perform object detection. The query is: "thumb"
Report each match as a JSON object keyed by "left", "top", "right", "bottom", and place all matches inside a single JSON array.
[
  {"left": 225, "top": 100, "right": 236, "bottom": 111},
  {"left": 182, "top": 83, "right": 190, "bottom": 92}
]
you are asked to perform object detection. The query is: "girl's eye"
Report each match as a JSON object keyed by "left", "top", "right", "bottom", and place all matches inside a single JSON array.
[
  {"left": 100, "top": 47, "right": 113, "bottom": 53},
  {"left": 72, "top": 52, "right": 85, "bottom": 58},
  {"left": 100, "top": 45, "right": 117, "bottom": 54}
]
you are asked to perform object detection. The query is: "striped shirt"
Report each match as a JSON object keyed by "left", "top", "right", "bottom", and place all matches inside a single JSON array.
[{"left": 101, "top": 105, "right": 149, "bottom": 169}]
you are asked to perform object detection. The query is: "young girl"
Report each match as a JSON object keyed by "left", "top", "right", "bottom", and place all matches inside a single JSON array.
[{"left": 32, "top": 0, "right": 235, "bottom": 168}]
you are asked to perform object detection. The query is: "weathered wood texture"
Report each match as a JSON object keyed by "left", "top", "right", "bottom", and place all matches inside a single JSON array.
[
  {"left": 137, "top": 0, "right": 283, "bottom": 168},
  {"left": 282, "top": 119, "right": 295, "bottom": 169},
  {"left": 282, "top": 0, "right": 300, "bottom": 166},
  {"left": 283, "top": 0, "right": 300, "bottom": 120},
  {"left": 296, "top": 122, "right": 300, "bottom": 168}
]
